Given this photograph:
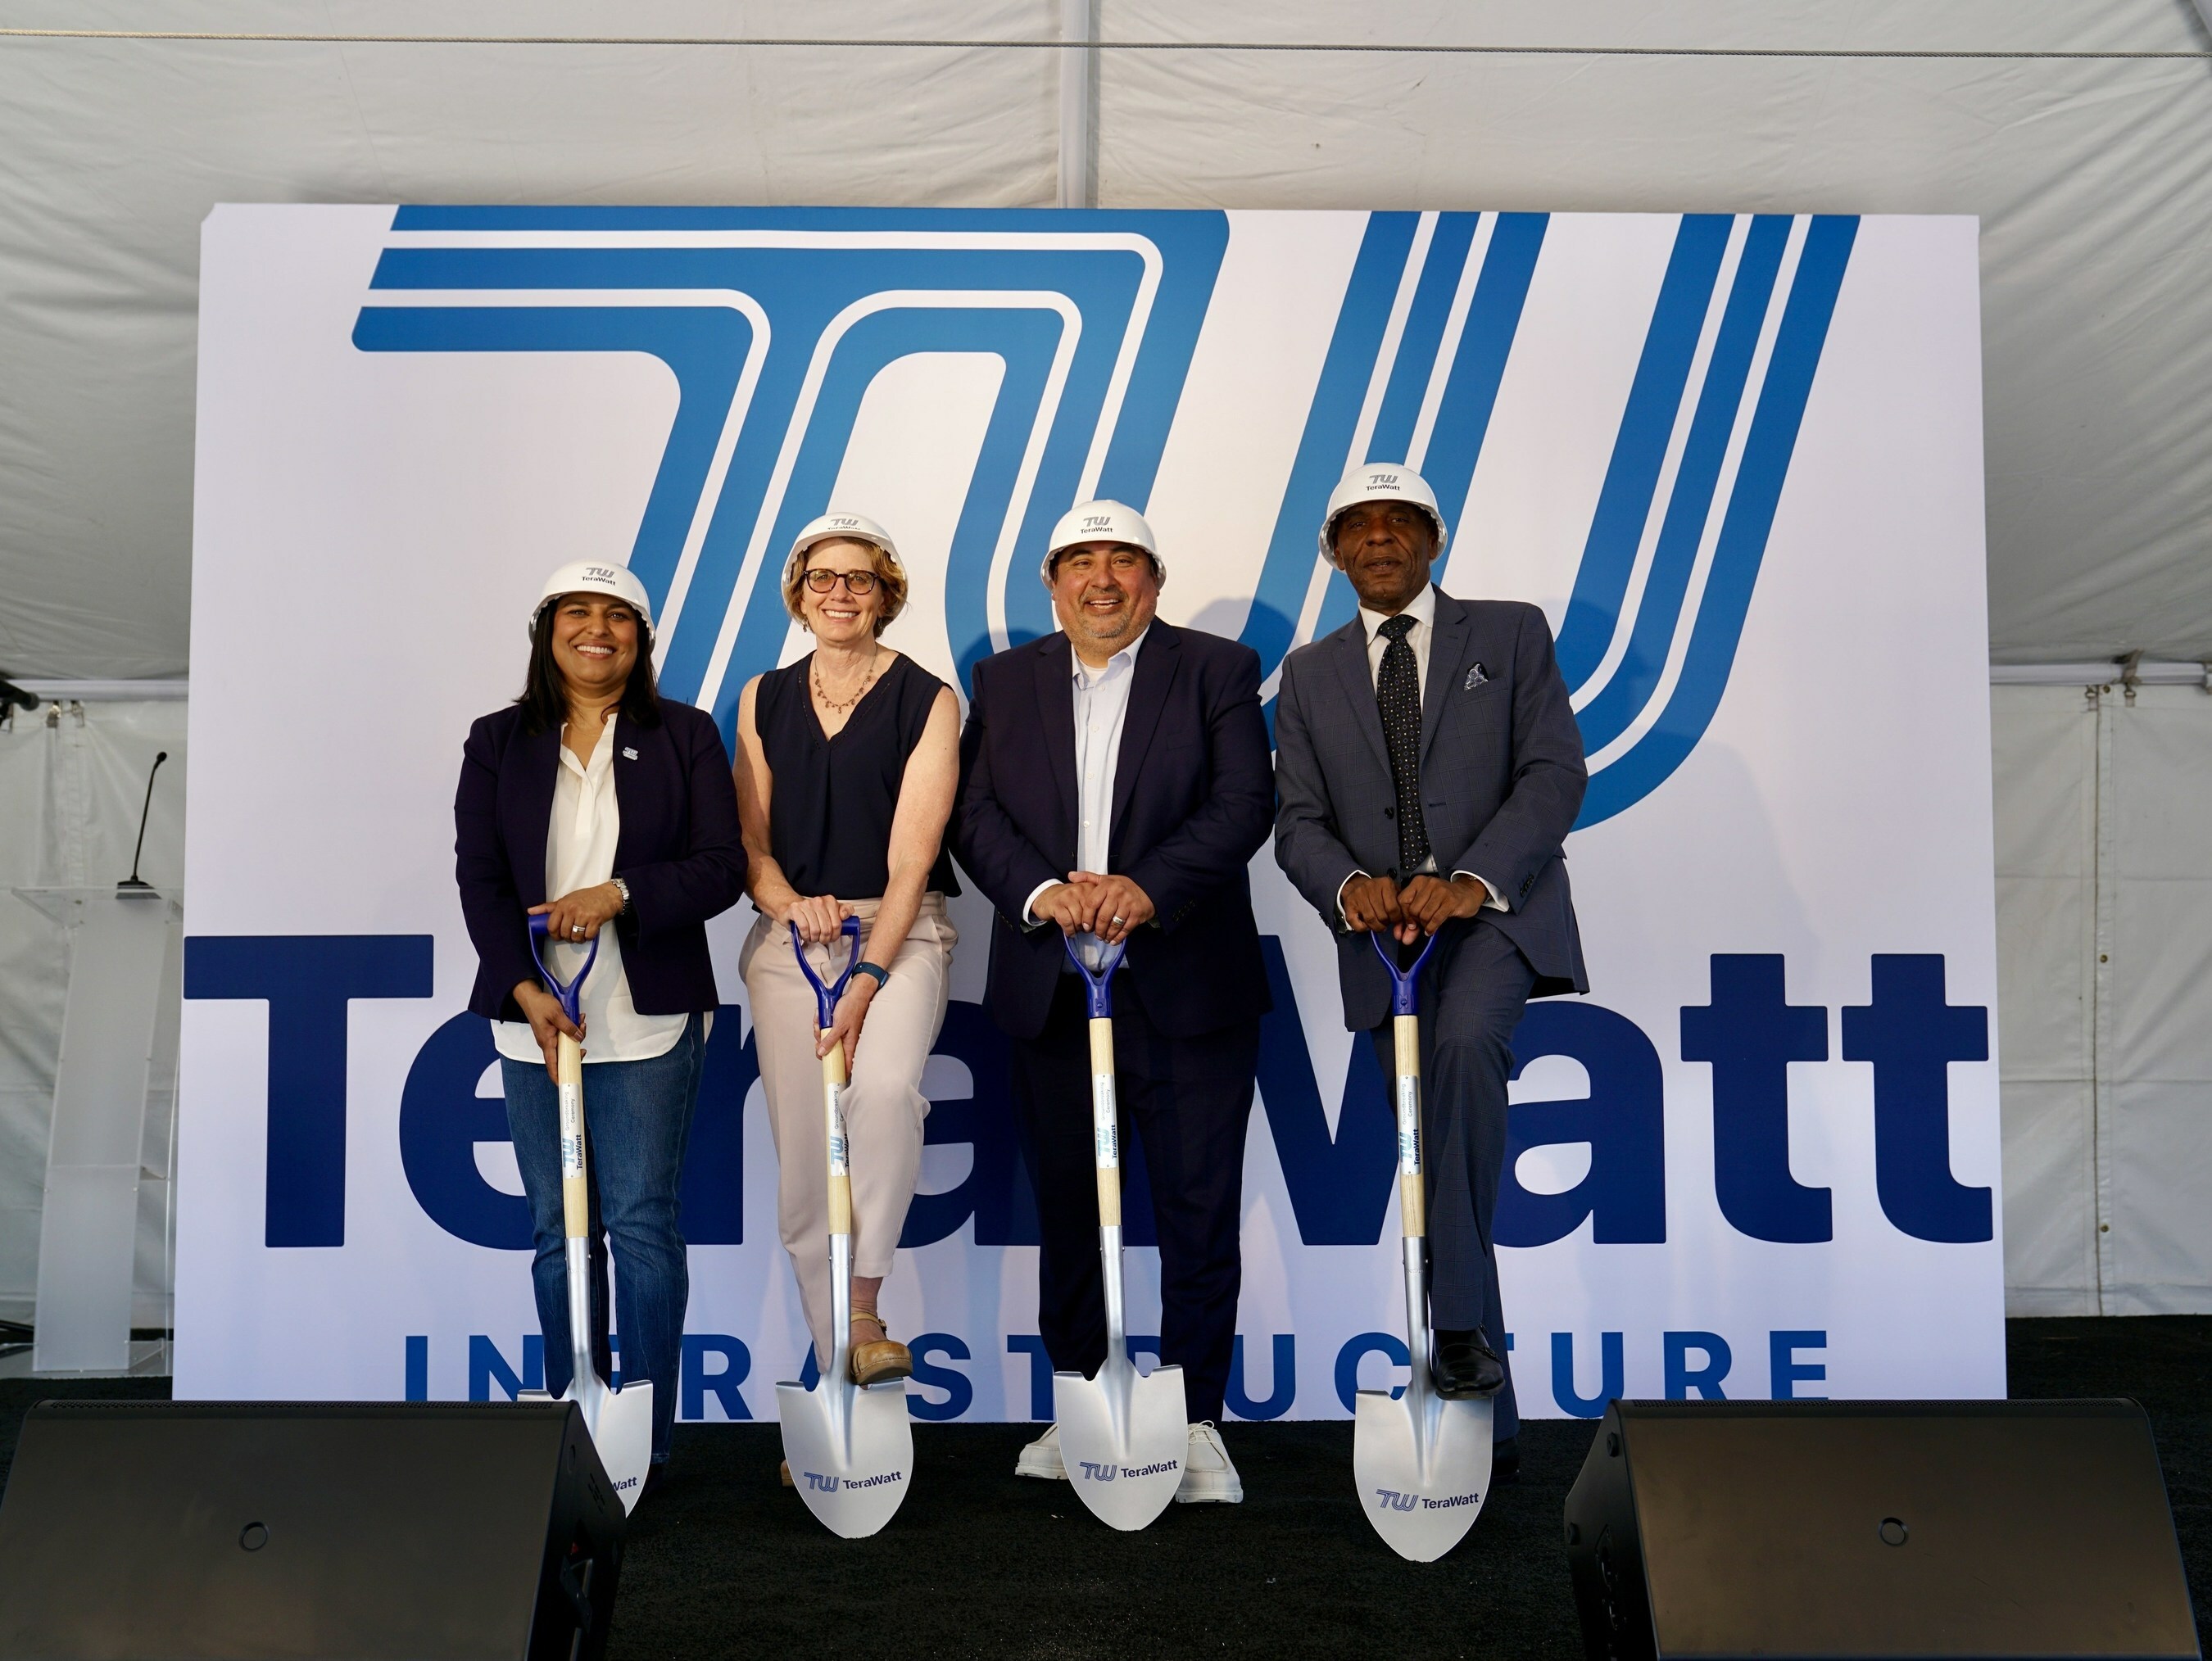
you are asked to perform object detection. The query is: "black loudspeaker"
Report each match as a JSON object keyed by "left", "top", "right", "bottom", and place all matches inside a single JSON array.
[
  {"left": 0, "top": 1400, "right": 625, "bottom": 1660},
  {"left": 1565, "top": 1399, "right": 2199, "bottom": 1661}
]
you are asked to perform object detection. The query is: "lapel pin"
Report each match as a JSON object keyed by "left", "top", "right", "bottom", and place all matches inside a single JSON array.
[
  {"left": 1465, "top": 663, "right": 1489, "bottom": 690},
  {"left": 622, "top": 746, "right": 639, "bottom": 760}
]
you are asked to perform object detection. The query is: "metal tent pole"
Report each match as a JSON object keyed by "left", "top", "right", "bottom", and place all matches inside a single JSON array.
[{"left": 1057, "top": 0, "right": 1095, "bottom": 208}]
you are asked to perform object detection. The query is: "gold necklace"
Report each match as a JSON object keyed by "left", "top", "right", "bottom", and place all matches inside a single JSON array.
[{"left": 812, "top": 651, "right": 883, "bottom": 718}]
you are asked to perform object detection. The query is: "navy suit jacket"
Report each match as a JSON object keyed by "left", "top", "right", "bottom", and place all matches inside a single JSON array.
[
  {"left": 454, "top": 699, "right": 748, "bottom": 1023},
  {"left": 1274, "top": 587, "right": 1589, "bottom": 1030},
  {"left": 954, "top": 621, "right": 1274, "bottom": 1041}
]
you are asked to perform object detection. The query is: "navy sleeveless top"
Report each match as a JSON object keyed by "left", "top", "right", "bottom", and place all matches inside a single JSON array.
[{"left": 755, "top": 652, "right": 959, "bottom": 900}]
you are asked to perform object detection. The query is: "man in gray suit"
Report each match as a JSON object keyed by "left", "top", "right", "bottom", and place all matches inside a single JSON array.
[{"left": 1273, "top": 464, "right": 1588, "bottom": 1463}]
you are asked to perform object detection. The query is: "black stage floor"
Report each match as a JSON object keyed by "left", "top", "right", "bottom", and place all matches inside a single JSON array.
[{"left": 3, "top": 1316, "right": 2207, "bottom": 1659}]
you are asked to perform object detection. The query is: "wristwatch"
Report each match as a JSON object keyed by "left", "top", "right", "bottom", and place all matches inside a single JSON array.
[
  {"left": 610, "top": 875, "right": 632, "bottom": 916},
  {"left": 854, "top": 961, "right": 891, "bottom": 989}
]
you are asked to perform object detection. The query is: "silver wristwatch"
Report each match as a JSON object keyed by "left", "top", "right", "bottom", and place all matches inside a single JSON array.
[{"left": 610, "top": 875, "right": 632, "bottom": 916}]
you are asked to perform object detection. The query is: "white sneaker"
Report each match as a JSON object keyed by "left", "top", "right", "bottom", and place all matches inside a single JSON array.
[
  {"left": 1175, "top": 1422, "right": 1243, "bottom": 1503},
  {"left": 1015, "top": 1422, "right": 1067, "bottom": 1480}
]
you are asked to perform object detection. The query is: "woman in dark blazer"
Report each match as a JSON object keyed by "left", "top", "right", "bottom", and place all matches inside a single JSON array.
[{"left": 454, "top": 559, "right": 746, "bottom": 1482}]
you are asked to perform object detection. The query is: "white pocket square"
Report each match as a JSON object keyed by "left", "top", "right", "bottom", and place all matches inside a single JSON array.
[{"left": 1464, "top": 663, "right": 1489, "bottom": 690}]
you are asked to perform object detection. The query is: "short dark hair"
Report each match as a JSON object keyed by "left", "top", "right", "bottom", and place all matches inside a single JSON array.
[{"left": 515, "top": 599, "right": 664, "bottom": 735}]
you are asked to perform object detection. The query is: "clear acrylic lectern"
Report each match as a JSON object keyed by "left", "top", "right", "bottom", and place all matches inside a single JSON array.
[{"left": 13, "top": 885, "right": 180, "bottom": 1374}]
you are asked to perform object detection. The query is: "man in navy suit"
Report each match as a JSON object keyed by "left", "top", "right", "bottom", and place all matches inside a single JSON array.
[
  {"left": 955, "top": 500, "right": 1273, "bottom": 1504},
  {"left": 1273, "top": 466, "right": 1589, "bottom": 1471}
]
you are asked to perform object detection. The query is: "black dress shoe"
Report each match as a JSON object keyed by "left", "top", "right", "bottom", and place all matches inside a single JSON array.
[
  {"left": 1432, "top": 1328, "right": 1506, "bottom": 1398},
  {"left": 1491, "top": 1435, "right": 1520, "bottom": 1482}
]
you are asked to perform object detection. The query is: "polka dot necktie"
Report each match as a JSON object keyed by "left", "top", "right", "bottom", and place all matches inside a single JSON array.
[{"left": 1376, "top": 613, "right": 1430, "bottom": 880}]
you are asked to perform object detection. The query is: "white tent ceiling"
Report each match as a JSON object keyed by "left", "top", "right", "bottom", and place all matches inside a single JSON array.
[{"left": 3, "top": 0, "right": 2210, "bottom": 679}]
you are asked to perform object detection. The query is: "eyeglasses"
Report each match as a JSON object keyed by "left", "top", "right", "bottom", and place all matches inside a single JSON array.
[{"left": 803, "top": 568, "right": 880, "bottom": 595}]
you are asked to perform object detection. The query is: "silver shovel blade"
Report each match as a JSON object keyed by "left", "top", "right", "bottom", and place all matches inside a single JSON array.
[
  {"left": 777, "top": 1378, "right": 913, "bottom": 1540},
  {"left": 1054, "top": 1358, "right": 1187, "bottom": 1532},
  {"left": 567, "top": 1376, "right": 655, "bottom": 1516},
  {"left": 1353, "top": 1386, "right": 1493, "bottom": 1561}
]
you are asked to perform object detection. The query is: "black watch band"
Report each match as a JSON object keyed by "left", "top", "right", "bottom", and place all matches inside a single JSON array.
[{"left": 854, "top": 961, "right": 891, "bottom": 989}]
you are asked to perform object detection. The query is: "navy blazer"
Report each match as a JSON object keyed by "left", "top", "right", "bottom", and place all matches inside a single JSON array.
[
  {"left": 1274, "top": 588, "right": 1589, "bottom": 1030},
  {"left": 954, "top": 621, "right": 1274, "bottom": 1042},
  {"left": 454, "top": 699, "right": 748, "bottom": 1023}
]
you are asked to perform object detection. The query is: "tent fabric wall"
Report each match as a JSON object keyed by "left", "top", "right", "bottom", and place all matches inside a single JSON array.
[
  {"left": 1994, "top": 684, "right": 2212, "bottom": 1315},
  {"left": 0, "top": 699, "right": 186, "bottom": 1327},
  {"left": 2102, "top": 688, "right": 2212, "bottom": 1310},
  {"left": 1995, "top": 686, "right": 2102, "bottom": 1313},
  {"left": 3, "top": 2, "right": 2212, "bottom": 677}
]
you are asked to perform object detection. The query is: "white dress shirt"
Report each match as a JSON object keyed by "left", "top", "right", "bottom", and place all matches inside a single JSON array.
[
  {"left": 494, "top": 714, "right": 696, "bottom": 1065},
  {"left": 1022, "top": 627, "right": 1150, "bottom": 926},
  {"left": 1338, "top": 586, "right": 1507, "bottom": 922},
  {"left": 1359, "top": 581, "right": 1441, "bottom": 697}
]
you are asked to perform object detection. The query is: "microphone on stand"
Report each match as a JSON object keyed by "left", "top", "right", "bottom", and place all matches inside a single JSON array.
[{"left": 117, "top": 751, "right": 169, "bottom": 895}]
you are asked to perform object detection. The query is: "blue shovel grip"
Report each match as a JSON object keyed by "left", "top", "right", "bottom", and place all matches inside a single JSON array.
[
  {"left": 790, "top": 915, "right": 863, "bottom": 1030},
  {"left": 528, "top": 912, "right": 601, "bottom": 1025},
  {"left": 1371, "top": 927, "right": 1440, "bottom": 1018},
  {"left": 1062, "top": 932, "right": 1128, "bottom": 1020}
]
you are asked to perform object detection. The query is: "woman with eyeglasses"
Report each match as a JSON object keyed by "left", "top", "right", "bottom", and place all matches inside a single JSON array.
[{"left": 733, "top": 513, "right": 960, "bottom": 1419}]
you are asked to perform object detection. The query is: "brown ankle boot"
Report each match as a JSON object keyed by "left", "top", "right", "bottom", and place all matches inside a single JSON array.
[{"left": 849, "top": 1310, "right": 913, "bottom": 1386}]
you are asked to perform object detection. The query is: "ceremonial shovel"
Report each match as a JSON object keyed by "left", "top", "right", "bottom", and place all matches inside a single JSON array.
[
  {"left": 1353, "top": 928, "right": 1494, "bottom": 1562},
  {"left": 523, "top": 915, "right": 655, "bottom": 1515},
  {"left": 1053, "top": 932, "right": 1186, "bottom": 1532},
  {"left": 776, "top": 917, "right": 913, "bottom": 1539}
]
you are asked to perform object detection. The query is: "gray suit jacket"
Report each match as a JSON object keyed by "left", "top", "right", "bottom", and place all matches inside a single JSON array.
[{"left": 1273, "top": 586, "right": 1589, "bottom": 1029}]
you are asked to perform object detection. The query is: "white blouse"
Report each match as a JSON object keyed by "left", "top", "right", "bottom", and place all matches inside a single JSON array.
[{"left": 493, "top": 714, "right": 696, "bottom": 1066}]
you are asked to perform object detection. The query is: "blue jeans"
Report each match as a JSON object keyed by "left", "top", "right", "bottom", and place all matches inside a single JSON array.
[{"left": 501, "top": 1014, "right": 705, "bottom": 1463}]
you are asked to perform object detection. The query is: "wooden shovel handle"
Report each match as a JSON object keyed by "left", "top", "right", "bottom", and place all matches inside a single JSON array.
[
  {"left": 1090, "top": 1017, "right": 1121, "bottom": 1228},
  {"left": 559, "top": 1032, "right": 589, "bottom": 1239},
  {"left": 822, "top": 1034, "right": 852, "bottom": 1235},
  {"left": 1394, "top": 1015, "right": 1426, "bottom": 1238}
]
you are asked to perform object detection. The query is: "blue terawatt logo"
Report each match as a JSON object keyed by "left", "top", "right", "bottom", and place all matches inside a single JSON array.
[{"left": 352, "top": 206, "right": 1855, "bottom": 827}]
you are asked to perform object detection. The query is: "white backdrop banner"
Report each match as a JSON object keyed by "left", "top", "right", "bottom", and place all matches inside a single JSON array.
[{"left": 179, "top": 205, "right": 2001, "bottom": 1422}]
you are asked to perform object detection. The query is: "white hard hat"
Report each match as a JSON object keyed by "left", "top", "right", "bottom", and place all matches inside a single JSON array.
[
  {"left": 1040, "top": 499, "right": 1163, "bottom": 586},
  {"left": 786, "top": 510, "right": 903, "bottom": 576},
  {"left": 532, "top": 560, "right": 653, "bottom": 636},
  {"left": 1319, "top": 465, "right": 1448, "bottom": 565}
]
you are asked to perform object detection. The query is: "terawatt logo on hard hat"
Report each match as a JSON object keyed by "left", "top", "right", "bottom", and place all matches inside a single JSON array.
[
  {"left": 531, "top": 559, "right": 654, "bottom": 636},
  {"left": 786, "top": 511, "right": 902, "bottom": 573},
  {"left": 1039, "top": 499, "right": 1165, "bottom": 586},
  {"left": 1319, "top": 464, "right": 1448, "bottom": 565}
]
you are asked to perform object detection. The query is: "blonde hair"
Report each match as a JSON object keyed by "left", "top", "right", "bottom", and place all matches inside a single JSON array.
[{"left": 782, "top": 536, "right": 908, "bottom": 636}]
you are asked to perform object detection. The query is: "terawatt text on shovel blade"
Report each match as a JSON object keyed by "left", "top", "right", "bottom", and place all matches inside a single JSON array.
[
  {"left": 1352, "top": 1388, "right": 1493, "bottom": 1562},
  {"left": 1054, "top": 1360, "right": 1186, "bottom": 1532},
  {"left": 777, "top": 1378, "right": 913, "bottom": 1540},
  {"left": 578, "top": 1379, "right": 655, "bottom": 1516}
]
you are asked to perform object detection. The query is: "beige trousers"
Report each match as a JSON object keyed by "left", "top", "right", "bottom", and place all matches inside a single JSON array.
[{"left": 739, "top": 893, "right": 956, "bottom": 1369}]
